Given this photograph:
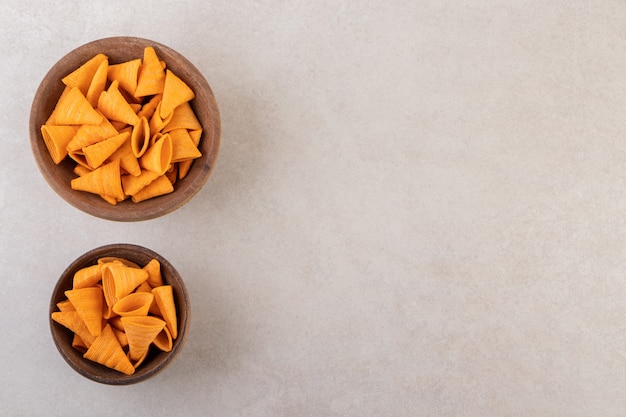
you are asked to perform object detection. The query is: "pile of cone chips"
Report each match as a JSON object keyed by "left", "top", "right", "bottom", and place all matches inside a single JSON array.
[
  {"left": 40, "top": 47, "right": 203, "bottom": 204},
  {"left": 51, "top": 257, "right": 178, "bottom": 375}
]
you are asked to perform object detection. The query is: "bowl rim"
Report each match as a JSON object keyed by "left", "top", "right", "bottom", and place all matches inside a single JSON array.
[
  {"left": 30, "top": 36, "right": 221, "bottom": 222},
  {"left": 49, "top": 243, "right": 191, "bottom": 385}
]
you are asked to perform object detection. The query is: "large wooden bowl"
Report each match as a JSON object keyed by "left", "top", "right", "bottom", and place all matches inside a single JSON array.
[
  {"left": 30, "top": 37, "right": 221, "bottom": 221},
  {"left": 49, "top": 243, "right": 191, "bottom": 385}
]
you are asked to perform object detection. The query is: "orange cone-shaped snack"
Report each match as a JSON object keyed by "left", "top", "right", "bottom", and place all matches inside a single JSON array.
[
  {"left": 66, "top": 114, "right": 118, "bottom": 152},
  {"left": 107, "top": 58, "right": 141, "bottom": 96},
  {"left": 108, "top": 136, "right": 141, "bottom": 177},
  {"left": 178, "top": 160, "right": 193, "bottom": 180},
  {"left": 137, "top": 94, "right": 162, "bottom": 120},
  {"left": 121, "top": 169, "right": 159, "bottom": 196},
  {"left": 169, "top": 128, "right": 202, "bottom": 162},
  {"left": 112, "top": 327, "right": 129, "bottom": 348},
  {"left": 102, "top": 263, "right": 149, "bottom": 307},
  {"left": 73, "top": 164, "right": 92, "bottom": 177},
  {"left": 86, "top": 58, "right": 109, "bottom": 107},
  {"left": 82, "top": 131, "right": 129, "bottom": 169},
  {"left": 40, "top": 124, "right": 79, "bottom": 164},
  {"left": 84, "top": 324, "right": 135, "bottom": 375},
  {"left": 98, "top": 257, "right": 140, "bottom": 268},
  {"left": 112, "top": 292, "right": 154, "bottom": 317},
  {"left": 135, "top": 281, "right": 152, "bottom": 293},
  {"left": 131, "top": 174, "right": 174, "bottom": 203},
  {"left": 162, "top": 102, "right": 202, "bottom": 132},
  {"left": 121, "top": 316, "right": 166, "bottom": 361},
  {"left": 129, "top": 347, "right": 150, "bottom": 369},
  {"left": 160, "top": 69, "right": 195, "bottom": 118},
  {"left": 51, "top": 311, "right": 97, "bottom": 347},
  {"left": 135, "top": 46, "right": 166, "bottom": 97},
  {"left": 188, "top": 129, "right": 203, "bottom": 145},
  {"left": 98, "top": 80, "right": 140, "bottom": 126},
  {"left": 72, "top": 334, "right": 89, "bottom": 353},
  {"left": 143, "top": 258, "right": 163, "bottom": 287},
  {"left": 131, "top": 116, "right": 150, "bottom": 158},
  {"left": 151, "top": 285, "right": 178, "bottom": 339},
  {"left": 139, "top": 133, "right": 172, "bottom": 175},
  {"left": 70, "top": 159, "right": 125, "bottom": 202},
  {"left": 110, "top": 120, "right": 129, "bottom": 131},
  {"left": 72, "top": 165, "right": 121, "bottom": 205},
  {"left": 102, "top": 302, "right": 116, "bottom": 319},
  {"left": 153, "top": 326, "right": 173, "bottom": 352},
  {"left": 148, "top": 296, "right": 161, "bottom": 316},
  {"left": 72, "top": 264, "right": 102, "bottom": 289},
  {"left": 65, "top": 287, "right": 104, "bottom": 337},
  {"left": 149, "top": 102, "right": 173, "bottom": 137},
  {"left": 165, "top": 163, "right": 178, "bottom": 184},
  {"left": 101, "top": 195, "right": 120, "bottom": 205},
  {"left": 56, "top": 299, "right": 76, "bottom": 312},
  {"left": 62, "top": 53, "right": 108, "bottom": 95},
  {"left": 53, "top": 87, "right": 104, "bottom": 125},
  {"left": 68, "top": 150, "right": 90, "bottom": 170},
  {"left": 45, "top": 86, "right": 72, "bottom": 125},
  {"left": 180, "top": 128, "right": 203, "bottom": 179}
]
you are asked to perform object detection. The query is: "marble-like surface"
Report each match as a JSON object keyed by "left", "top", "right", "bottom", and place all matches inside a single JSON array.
[{"left": 2, "top": 1, "right": 626, "bottom": 415}]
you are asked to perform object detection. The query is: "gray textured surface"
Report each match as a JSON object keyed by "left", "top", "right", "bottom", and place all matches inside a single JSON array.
[{"left": 2, "top": 1, "right": 626, "bottom": 415}]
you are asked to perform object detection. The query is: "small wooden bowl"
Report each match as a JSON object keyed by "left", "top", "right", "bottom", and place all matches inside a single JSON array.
[
  {"left": 49, "top": 243, "right": 191, "bottom": 385},
  {"left": 30, "top": 37, "right": 221, "bottom": 221}
]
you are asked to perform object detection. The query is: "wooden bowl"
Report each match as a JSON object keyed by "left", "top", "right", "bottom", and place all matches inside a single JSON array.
[
  {"left": 30, "top": 37, "right": 221, "bottom": 221},
  {"left": 49, "top": 243, "right": 191, "bottom": 385}
]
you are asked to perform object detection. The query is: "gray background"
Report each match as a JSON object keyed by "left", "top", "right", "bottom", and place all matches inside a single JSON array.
[{"left": 2, "top": 1, "right": 625, "bottom": 416}]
